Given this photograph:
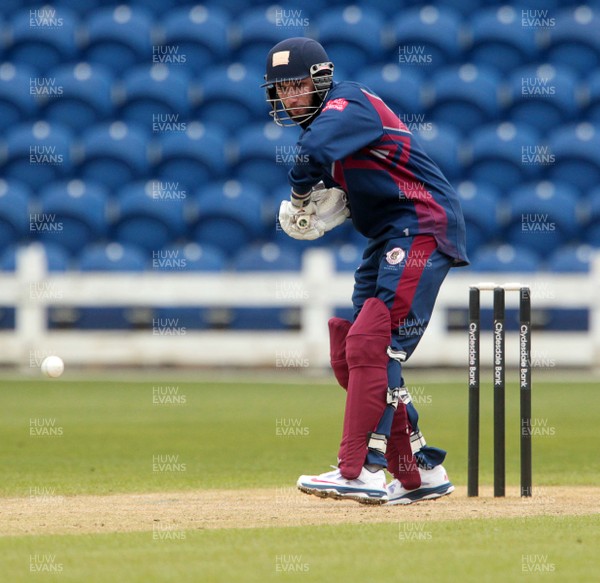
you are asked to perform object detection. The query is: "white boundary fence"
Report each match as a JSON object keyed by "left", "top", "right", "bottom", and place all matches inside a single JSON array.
[{"left": 1, "top": 244, "right": 599, "bottom": 371}]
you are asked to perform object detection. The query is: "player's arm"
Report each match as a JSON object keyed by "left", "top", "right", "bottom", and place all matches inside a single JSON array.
[{"left": 288, "top": 90, "right": 384, "bottom": 197}]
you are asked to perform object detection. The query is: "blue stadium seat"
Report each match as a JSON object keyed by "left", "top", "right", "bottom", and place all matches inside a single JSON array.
[
  {"left": 426, "top": 64, "right": 502, "bottom": 134},
  {"left": 42, "top": 63, "right": 114, "bottom": 131},
  {"left": 78, "top": 122, "right": 150, "bottom": 191},
  {"left": 416, "top": 123, "right": 464, "bottom": 182},
  {"left": 39, "top": 241, "right": 72, "bottom": 271},
  {"left": 131, "top": 0, "right": 178, "bottom": 16},
  {"left": 76, "top": 242, "right": 148, "bottom": 329},
  {"left": 118, "top": 65, "right": 191, "bottom": 128},
  {"left": 468, "top": 244, "right": 542, "bottom": 272},
  {"left": 401, "top": 0, "right": 484, "bottom": 18},
  {"left": 112, "top": 181, "right": 186, "bottom": 253},
  {"left": 516, "top": 0, "right": 559, "bottom": 10},
  {"left": 505, "top": 64, "right": 579, "bottom": 133},
  {"left": 1, "top": 1, "right": 27, "bottom": 19},
  {"left": 153, "top": 241, "right": 228, "bottom": 330},
  {"left": 0, "top": 242, "right": 71, "bottom": 272},
  {"left": 78, "top": 242, "right": 147, "bottom": 270},
  {"left": 466, "top": 122, "right": 542, "bottom": 191},
  {"left": 35, "top": 180, "right": 109, "bottom": 256},
  {"left": 82, "top": 5, "right": 153, "bottom": 75},
  {"left": 0, "top": 63, "right": 38, "bottom": 133},
  {"left": 3, "top": 122, "right": 73, "bottom": 190},
  {"left": 0, "top": 179, "right": 31, "bottom": 250},
  {"left": 333, "top": 243, "right": 361, "bottom": 272},
  {"left": 7, "top": 7, "right": 78, "bottom": 72},
  {"left": 349, "top": 228, "right": 369, "bottom": 248},
  {"left": 232, "top": 6, "right": 311, "bottom": 68},
  {"left": 544, "top": 6, "right": 600, "bottom": 77},
  {"left": 277, "top": 0, "right": 335, "bottom": 15},
  {"left": 205, "top": 0, "right": 266, "bottom": 15},
  {"left": 392, "top": 6, "right": 463, "bottom": 70},
  {"left": 230, "top": 243, "right": 303, "bottom": 330},
  {"left": 583, "top": 186, "right": 600, "bottom": 246},
  {"left": 315, "top": 5, "right": 386, "bottom": 71},
  {"left": 233, "top": 242, "right": 302, "bottom": 272},
  {"left": 0, "top": 246, "right": 17, "bottom": 272},
  {"left": 160, "top": 5, "right": 229, "bottom": 74},
  {"left": 547, "top": 244, "right": 594, "bottom": 273},
  {"left": 232, "top": 122, "right": 301, "bottom": 193},
  {"left": 232, "top": 243, "right": 302, "bottom": 272},
  {"left": 55, "top": 0, "right": 102, "bottom": 18},
  {"left": 196, "top": 64, "right": 266, "bottom": 134},
  {"left": 190, "top": 180, "right": 265, "bottom": 256},
  {"left": 153, "top": 122, "right": 228, "bottom": 193},
  {"left": 504, "top": 181, "right": 580, "bottom": 255},
  {"left": 546, "top": 123, "right": 600, "bottom": 193},
  {"left": 356, "top": 65, "right": 424, "bottom": 118},
  {"left": 582, "top": 70, "right": 600, "bottom": 125},
  {"left": 151, "top": 242, "right": 227, "bottom": 272},
  {"left": 467, "top": 6, "right": 539, "bottom": 75},
  {"left": 455, "top": 181, "right": 502, "bottom": 256}
]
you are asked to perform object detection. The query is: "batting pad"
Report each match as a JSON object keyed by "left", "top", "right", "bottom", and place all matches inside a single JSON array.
[
  {"left": 338, "top": 298, "right": 390, "bottom": 480},
  {"left": 328, "top": 317, "right": 352, "bottom": 390}
]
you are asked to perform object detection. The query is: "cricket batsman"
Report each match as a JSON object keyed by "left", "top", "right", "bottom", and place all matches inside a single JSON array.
[{"left": 263, "top": 37, "right": 469, "bottom": 504}]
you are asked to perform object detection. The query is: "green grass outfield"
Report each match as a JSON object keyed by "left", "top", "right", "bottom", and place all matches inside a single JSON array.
[{"left": 0, "top": 375, "right": 598, "bottom": 581}]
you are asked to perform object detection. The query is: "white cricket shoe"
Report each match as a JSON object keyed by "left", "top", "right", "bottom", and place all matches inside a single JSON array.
[
  {"left": 297, "top": 466, "right": 388, "bottom": 504},
  {"left": 386, "top": 464, "right": 454, "bottom": 505}
]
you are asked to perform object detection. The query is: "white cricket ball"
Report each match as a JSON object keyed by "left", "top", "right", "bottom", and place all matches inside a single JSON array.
[{"left": 41, "top": 355, "right": 64, "bottom": 378}]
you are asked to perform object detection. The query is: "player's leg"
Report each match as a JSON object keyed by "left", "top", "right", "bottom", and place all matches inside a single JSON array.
[
  {"left": 297, "top": 250, "right": 390, "bottom": 503},
  {"left": 296, "top": 297, "right": 390, "bottom": 503},
  {"left": 325, "top": 314, "right": 421, "bottom": 491},
  {"left": 374, "top": 234, "right": 455, "bottom": 503}
]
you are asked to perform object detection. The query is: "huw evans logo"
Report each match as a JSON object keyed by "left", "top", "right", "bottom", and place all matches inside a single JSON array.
[
  {"left": 399, "top": 522, "right": 432, "bottom": 541},
  {"left": 398, "top": 45, "right": 432, "bottom": 65},
  {"left": 521, "top": 554, "right": 556, "bottom": 573},
  {"left": 152, "top": 454, "right": 186, "bottom": 472},
  {"left": 521, "top": 146, "right": 555, "bottom": 165},
  {"left": 152, "top": 523, "right": 187, "bottom": 540},
  {"left": 29, "top": 282, "right": 63, "bottom": 300},
  {"left": 30, "top": 77, "right": 63, "bottom": 96},
  {"left": 398, "top": 317, "right": 427, "bottom": 338},
  {"left": 29, "top": 418, "right": 63, "bottom": 437},
  {"left": 275, "top": 555, "right": 310, "bottom": 573},
  {"left": 400, "top": 113, "right": 432, "bottom": 133},
  {"left": 521, "top": 10, "right": 555, "bottom": 28},
  {"left": 150, "top": 180, "right": 186, "bottom": 199},
  {"left": 29, "top": 554, "right": 63, "bottom": 573},
  {"left": 152, "top": 318, "right": 187, "bottom": 335},
  {"left": 275, "top": 351, "right": 309, "bottom": 368},
  {"left": 275, "top": 418, "right": 310, "bottom": 436},
  {"left": 275, "top": 145, "right": 309, "bottom": 165},
  {"left": 29, "top": 213, "right": 63, "bottom": 232},
  {"left": 152, "top": 250, "right": 187, "bottom": 270},
  {"left": 29, "top": 486, "right": 65, "bottom": 503},
  {"left": 152, "top": 113, "right": 186, "bottom": 132},
  {"left": 152, "top": 45, "right": 187, "bottom": 64},
  {"left": 521, "top": 213, "right": 556, "bottom": 232},
  {"left": 521, "top": 77, "right": 555, "bottom": 96},
  {"left": 29, "top": 146, "right": 63, "bottom": 165},
  {"left": 274, "top": 9, "right": 309, "bottom": 27},
  {"left": 29, "top": 8, "right": 63, "bottom": 27},
  {"left": 152, "top": 386, "right": 187, "bottom": 405}
]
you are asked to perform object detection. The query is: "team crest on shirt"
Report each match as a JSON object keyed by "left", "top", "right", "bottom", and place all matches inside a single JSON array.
[
  {"left": 323, "top": 98, "right": 348, "bottom": 112},
  {"left": 386, "top": 247, "right": 405, "bottom": 265}
]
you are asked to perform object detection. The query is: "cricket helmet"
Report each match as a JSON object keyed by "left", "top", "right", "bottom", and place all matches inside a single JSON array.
[{"left": 262, "top": 37, "right": 334, "bottom": 127}]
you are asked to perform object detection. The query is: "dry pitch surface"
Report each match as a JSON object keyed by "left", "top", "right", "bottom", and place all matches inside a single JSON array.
[{"left": 1, "top": 486, "right": 598, "bottom": 537}]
